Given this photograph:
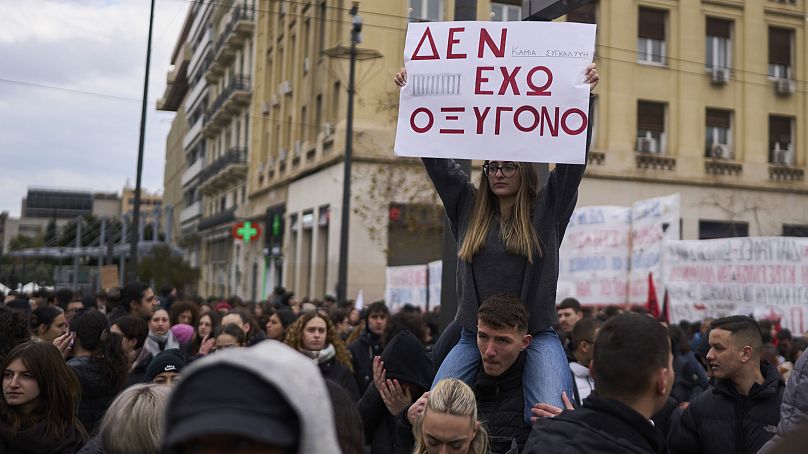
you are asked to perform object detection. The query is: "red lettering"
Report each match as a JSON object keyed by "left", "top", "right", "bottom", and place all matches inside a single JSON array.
[
  {"left": 439, "top": 107, "right": 465, "bottom": 134},
  {"left": 527, "top": 66, "right": 553, "bottom": 96},
  {"left": 498, "top": 66, "right": 521, "bottom": 95},
  {"left": 561, "top": 108, "right": 587, "bottom": 135},
  {"left": 513, "top": 106, "right": 539, "bottom": 132},
  {"left": 410, "top": 107, "right": 434, "bottom": 133},
  {"left": 411, "top": 27, "right": 440, "bottom": 61},
  {"left": 477, "top": 28, "right": 507, "bottom": 58},
  {"left": 446, "top": 27, "right": 467, "bottom": 59},
  {"left": 540, "top": 107, "right": 559, "bottom": 137},
  {"left": 473, "top": 107, "right": 491, "bottom": 134},
  {"left": 475, "top": 67, "right": 494, "bottom": 95},
  {"left": 494, "top": 107, "right": 513, "bottom": 135}
]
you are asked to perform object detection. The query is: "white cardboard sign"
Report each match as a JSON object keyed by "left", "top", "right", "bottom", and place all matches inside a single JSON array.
[{"left": 394, "top": 21, "right": 596, "bottom": 164}]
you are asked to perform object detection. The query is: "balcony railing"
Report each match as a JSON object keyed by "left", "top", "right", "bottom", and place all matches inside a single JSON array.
[
  {"left": 207, "top": 5, "right": 255, "bottom": 81},
  {"left": 182, "top": 114, "right": 206, "bottom": 150},
  {"left": 179, "top": 201, "right": 203, "bottom": 224},
  {"left": 769, "top": 163, "right": 804, "bottom": 182},
  {"left": 198, "top": 148, "right": 248, "bottom": 195},
  {"left": 198, "top": 206, "right": 237, "bottom": 231},
  {"left": 705, "top": 158, "right": 742, "bottom": 176},
  {"left": 636, "top": 152, "right": 676, "bottom": 170},
  {"left": 181, "top": 159, "right": 204, "bottom": 187},
  {"left": 208, "top": 75, "right": 251, "bottom": 118}
]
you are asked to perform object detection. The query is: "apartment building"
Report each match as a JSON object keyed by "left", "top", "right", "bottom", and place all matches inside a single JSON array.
[{"left": 577, "top": 0, "right": 808, "bottom": 239}]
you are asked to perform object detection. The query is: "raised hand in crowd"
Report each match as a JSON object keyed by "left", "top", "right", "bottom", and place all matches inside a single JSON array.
[
  {"left": 530, "top": 391, "right": 574, "bottom": 423},
  {"left": 52, "top": 330, "right": 75, "bottom": 359},
  {"left": 407, "top": 391, "right": 429, "bottom": 426},
  {"left": 197, "top": 333, "right": 215, "bottom": 356},
  {"left": 373, "top": 355, "right": 412, "bottom": 415}
]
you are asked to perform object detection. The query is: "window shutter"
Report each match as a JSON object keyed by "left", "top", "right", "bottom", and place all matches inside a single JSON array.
[
  {"left": 638, "top": 101, "right": 665, "bottom": 132},
  {"left": 567, "top": 2, "right": 596, "bottom": 24},
  {"left": 706, "top": 109, "right": 731, "bottom": 129},
  {"left": 769, "top": 28, "right": 792, "bottom": 66},
  {"left": 706, "top": 18, "right": 731, "bottom": 38},
  {"left": 639, "top": 8, "right": 666, "bottom": 40}
]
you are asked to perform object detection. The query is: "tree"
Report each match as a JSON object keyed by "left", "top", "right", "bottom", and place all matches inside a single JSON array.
[
  {"left": 8, "top": 234, "right": 43, "bottom": 251},
  {"left": 137, "top": 245, "right": 199, "bottom": 293}
]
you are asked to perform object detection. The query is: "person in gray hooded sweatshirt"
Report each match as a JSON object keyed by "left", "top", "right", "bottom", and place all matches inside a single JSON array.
[
  {"left": 758, "top": 349, "right": 808, "bottom": 454},
  {"left": 160, "top": 340, "right": 340, "bottom": 454}
]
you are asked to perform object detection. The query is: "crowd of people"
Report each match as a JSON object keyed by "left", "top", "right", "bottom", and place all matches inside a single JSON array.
[
  {"left": 0, "top": 285, "right": 806, "bottom": 454},
  {"left": 1, "top": 64, "right": 807, "bottom": 454}
]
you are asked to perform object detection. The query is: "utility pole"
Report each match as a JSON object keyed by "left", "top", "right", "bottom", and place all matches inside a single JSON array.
[
  {"left": 336, "top": 2, "right": 362, "bottom": 303},
  {"left": 130, "top": 0, "right": 156, "bottom": 280}
]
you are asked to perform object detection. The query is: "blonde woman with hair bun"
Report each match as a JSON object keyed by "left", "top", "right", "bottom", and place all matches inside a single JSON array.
[{"left": 413, "top": 379, "right": 488, "bottom": 454}]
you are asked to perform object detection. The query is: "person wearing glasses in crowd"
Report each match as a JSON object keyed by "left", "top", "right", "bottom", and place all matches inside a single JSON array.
[{"left": 393, "top": 63, "right": 599, "bottom": 423}]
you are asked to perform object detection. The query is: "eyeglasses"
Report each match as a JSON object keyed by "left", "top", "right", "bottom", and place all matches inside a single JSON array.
[{"left": 482, "top": 163, "right": 519, "bottom": 178}]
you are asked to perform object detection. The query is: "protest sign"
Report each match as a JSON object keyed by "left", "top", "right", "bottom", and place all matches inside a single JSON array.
[
  {"left": 394, "top": 21, "right": 596, "bottom": 163},
  {"left": 427, "top": 260, "right": 442, "bottom": 311},
  {"left": 385, "top": 264, "right": 429, "bottom": 312},
  {"left": 628, "top": 194, "right": 681, "bottom": 305},
  {"left": 557, "top": 206, "right": 632, "bottom": 305},
  {"left": 662, "top": 237, "right": 808, "bottom": 333}
]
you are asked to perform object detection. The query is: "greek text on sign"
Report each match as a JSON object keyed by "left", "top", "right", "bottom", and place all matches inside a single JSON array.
[{"left": 394, "top": 21, "right": 596, "bottom": 164}]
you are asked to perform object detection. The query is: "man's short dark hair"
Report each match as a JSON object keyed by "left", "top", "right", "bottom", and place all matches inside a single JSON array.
[
  {"left": 710, "top": 315, "right": 763, "bottom": 353},
  {"left": 557, "top": 297, "right": 582, "bottom": 313},
  {"left": 477, "top": 293, "right": 528, "bottom": 334},
  {"left": 113, "top": 315, "right": 149, "bottom": 350},
  {"left": 571, "top": 317, "right": 599, "bottom": 350},
  {"left": 592, "top": 313, "right": 669, "bottom": 402},
  {"left": 365, "top": 301, "right": 389, "bottom": 322},
  {"left": 120, "top": 281, "right": 149, "bottom": 312}
]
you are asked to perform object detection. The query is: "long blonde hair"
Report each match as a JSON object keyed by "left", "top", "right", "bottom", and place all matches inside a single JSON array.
[
  {"left": 100, "top": 383, "right": 170, "bottom": 454},
  {"left": 412, "top": 379, "right": 488, "bottom": 454},
  {"left": 458, "top": 162, "right": 542, "bottom": 263}
]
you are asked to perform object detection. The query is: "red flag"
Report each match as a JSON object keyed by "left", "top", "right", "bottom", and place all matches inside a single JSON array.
[
  {"left": 660, "top": 289, "right": 670, "bottom": 323},
  {"left": 646, "top": 272, "right": 660, "bottom": 318}
]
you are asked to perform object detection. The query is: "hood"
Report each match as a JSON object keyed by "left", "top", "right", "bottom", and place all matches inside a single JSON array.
[
  {"left": 570, "top": 361, "right": 590, "bottom": 379},
  {"left": 163, "top": 340, "right": 339, "bottom": 454},
  {"left": 381, "top": 330, "right": 435, "bottom": 392}
]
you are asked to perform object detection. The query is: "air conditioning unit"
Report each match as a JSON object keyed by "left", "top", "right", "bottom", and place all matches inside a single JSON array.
[
  {"left": 774, "top": 145, "right": 794, "bottom": 166},
  {"left": 270, "top": 94, "right": 279, "bottom": 107},
  {"left": 260, "top": 102, "right": 269, "bottom": 116},
  {"left": 776, "top": 78, "right": 796, "bottom": 95},
  {"left": 279, "top": 149, "right": 288, "bottom": 162},
  {"left": 710, "top": 67, "right": 730, "bottom": 85},
  {"left": 293, "top": 141, "right": 303, "bottom": 157},
  {"left": 710, "top": 143, "right": 731, "bottom": 160},
  {"left": 322, "top": 122, "right": 334, "bottom": 137},
  {"left": 279, "top": 80, "right": 292, "bottom": 95},
  {"left": 303, "top": 57, "right": 310, "bottom": 74},
  {"left": 637, "top": 137, "right": 657, "bottom": 153}
]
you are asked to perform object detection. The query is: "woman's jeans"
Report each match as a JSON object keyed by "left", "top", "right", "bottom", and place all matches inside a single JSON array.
[{"left": 431, "top": 327, "right": 573, "bottom": 425}]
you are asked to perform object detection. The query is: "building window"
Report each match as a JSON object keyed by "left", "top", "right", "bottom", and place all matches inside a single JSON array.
[
  {"left": 490, "top": 2, "right": 521, "bottom": 21},
  {"left": 769, "top": 115, "right": 794, "bottom": 165},
  {"left": 566, "top": 1, "right": 596, "bottom": 24},
  {"left": 705, "top": 109, "right": 732, "bottom": 159},
  {"left": 699, "top": 220, "right": 748, "bottom": 239},
  {"left": 409, "top": 0, "right": 442, "bottom": 22},
  {"left": 769, "top": 27, "right": 793, "bottom": 79},
  {"left": 706, "top": 18, "right": 731, "bottom": 69},
  {"left": 783, "top": 224, "right": 808, "bottom": 237},
  {"left": 638, "top": 8, "right": 666, "bottom": 65},
  {"left": 637, "top": 101, "right": 666, "bottom": 153}
]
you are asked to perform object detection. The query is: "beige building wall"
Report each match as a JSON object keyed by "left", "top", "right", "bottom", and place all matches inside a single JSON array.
[
  {"left": 581, "top": 0, "right": 808, "bottom": 237},
  {"left": 161, "top": 107, "right": 188, "bottom": 245}
]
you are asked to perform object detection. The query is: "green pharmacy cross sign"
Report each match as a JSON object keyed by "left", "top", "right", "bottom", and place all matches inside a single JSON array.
[{"left": 232, "top": 221, "right": 262, "bottom": 244}]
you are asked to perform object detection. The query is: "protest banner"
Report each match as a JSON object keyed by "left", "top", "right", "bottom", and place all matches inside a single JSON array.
[
  {"left": 427, "top": 260, "right": 442, "bottom": 311},
  {"left": 557, "top": 205, "right": 631, "bottom": 305},
  {"left": 385, "top": 264, "right": 429, "bottom": 312},
  {"left": 628, "top": 194, "right": 681, "bottom": 306},
  {"left": 662, "top": 237, "right": 808, "bottom": 334},
  {"left": 394, "top": 21, "right": 596, "bottom": 163}
]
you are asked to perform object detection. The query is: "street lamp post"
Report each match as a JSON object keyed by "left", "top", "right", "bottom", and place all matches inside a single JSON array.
[{"left": 129, "top": 0, "right": 156, "bottom": 280}]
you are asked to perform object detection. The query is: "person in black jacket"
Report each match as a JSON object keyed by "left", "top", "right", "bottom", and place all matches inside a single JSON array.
[
  {"left": 286, "top": 312, "right": 360, "bottom": 400},
  {"left": 360, "top": 329, "right": 433, "bottom": 454},
  {"left": 348, "top": 301, "right": 388, "bottom": 395},
  {"left": 524, "top": 313, "right": 674, "bottom": 454},
  {"left": 668, "top": 315, "right": 785, "bottom": 454}
]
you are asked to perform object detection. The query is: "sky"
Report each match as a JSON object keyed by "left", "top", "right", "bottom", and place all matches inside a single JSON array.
[{"left": 0, "top": 0, "right": 191, "bottom": 217}]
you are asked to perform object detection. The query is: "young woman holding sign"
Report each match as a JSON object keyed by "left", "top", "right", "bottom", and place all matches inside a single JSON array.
[{"left": 394, "top": 63, "right": 598, "bottom": 424}]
